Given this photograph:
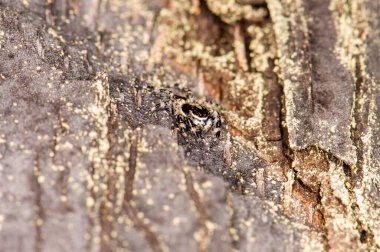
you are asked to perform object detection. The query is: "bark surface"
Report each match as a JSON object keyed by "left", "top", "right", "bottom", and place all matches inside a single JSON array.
[{"left": 0, "top": 0, "right": 379, "bottom": 251}]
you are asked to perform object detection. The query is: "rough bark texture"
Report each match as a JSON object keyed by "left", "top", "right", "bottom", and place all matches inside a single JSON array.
[{"left": 0, "top": 0, "right": 379, "bottom": 251}]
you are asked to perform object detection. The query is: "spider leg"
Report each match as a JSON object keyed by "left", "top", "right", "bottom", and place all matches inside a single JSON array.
[
  {"left": 213, "top": 113, "right": 222, "bottom": 138},
  {"left": 177, "top": 115, "right": 186, "bottom": 129},
  {"left": 194, "top": 128, "right": 202, "bottom": 138},
  {"left": 176, "top": 115, "right": 189, "bottom": 137},
  {"left": 214, "top": 129, "right": 221, "bottom": 138},
  {"left": 193, "top": 119, "right": 206, "bottom": 139},
  {"left": 185, "top": 118, "right": 200, "bottom": 138},
  {"left": 203, "top": 118, "right": 213, "bottom": 133}
]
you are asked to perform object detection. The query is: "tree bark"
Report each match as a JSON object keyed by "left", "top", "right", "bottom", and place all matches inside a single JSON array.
[{"left": 0, "top": 0, "right": 379, "bottom": 251}]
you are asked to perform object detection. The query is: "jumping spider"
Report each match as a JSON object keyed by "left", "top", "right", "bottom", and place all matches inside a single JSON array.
[{"left": 154, "top": 89, "right": 222, "bottom": 139}]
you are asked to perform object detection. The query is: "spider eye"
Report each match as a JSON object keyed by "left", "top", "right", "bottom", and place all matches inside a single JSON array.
[
  {"left": 181, "top": 104, "right": 209, "bottom": 117},
  {"left": 193, "top": 107, "right": 209, "bottom": 117},
  {"left": 181, "top": 104, "right": 192, "bottom": 114}
]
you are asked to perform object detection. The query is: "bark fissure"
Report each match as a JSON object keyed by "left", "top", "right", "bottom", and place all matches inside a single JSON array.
[
  {"left": 99, "top": 101, "right": 119, "bottom": 252},
  {"left": 33, "top": 155, "right": 44, "bottom": 252},
  {"left": 184, "top": 171, "right": 210, "bottom": 252},
  {"left": 123, "top": 133, "right": 163, "bottom": 252}
]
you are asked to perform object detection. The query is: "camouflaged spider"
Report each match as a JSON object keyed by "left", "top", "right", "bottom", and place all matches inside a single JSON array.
[{"left": 154, "top": 89, "right": 222, "bottom": 139}]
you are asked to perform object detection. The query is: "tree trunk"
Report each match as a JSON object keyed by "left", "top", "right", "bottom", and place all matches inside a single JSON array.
[{"left": 0, "top": 0, "right": 379, "bottom": 251}]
